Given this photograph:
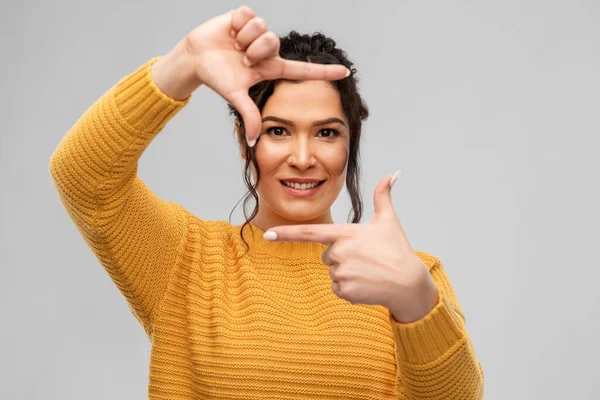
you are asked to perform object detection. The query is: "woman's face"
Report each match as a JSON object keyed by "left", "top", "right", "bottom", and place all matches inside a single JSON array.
[{"left": 251, "top": 80, "right": 349, "bottom": 224}]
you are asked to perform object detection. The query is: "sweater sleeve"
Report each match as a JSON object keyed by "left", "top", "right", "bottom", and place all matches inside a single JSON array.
[
  {"left": 49, "top": 57, "right": 191, "bottom": 338},
  {"left": 388, "top": 255, "right": 485, "bottom": 399}
]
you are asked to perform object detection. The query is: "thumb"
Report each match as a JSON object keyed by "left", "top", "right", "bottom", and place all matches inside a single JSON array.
[
  {"left": 373, "top": 170, "right": 401, "bottom": 216},
  {"left": 228, "top": 90, "right": 261, "bottom": 147}
]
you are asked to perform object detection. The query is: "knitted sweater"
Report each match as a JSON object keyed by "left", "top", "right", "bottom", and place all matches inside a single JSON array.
[{"left": 49, "top": 57, "right": 484, "bottom": 399}]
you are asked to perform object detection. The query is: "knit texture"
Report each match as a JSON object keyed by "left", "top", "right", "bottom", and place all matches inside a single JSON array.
[{"left": 49, "top": 57, "right": 484, "bottom": 399}]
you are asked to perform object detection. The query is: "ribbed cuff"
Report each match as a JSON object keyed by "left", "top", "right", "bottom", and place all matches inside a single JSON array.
[
  {"left": 112, "top": 57, "right": 191, "bottom": 133},
  {"left": 389, "top": 285, "right": 466, "bottom": 365}
]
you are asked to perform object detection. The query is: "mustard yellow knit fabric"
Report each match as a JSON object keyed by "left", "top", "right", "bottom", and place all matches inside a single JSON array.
[{"left": 49, "top": 58, "right": 484, "bottom": 399}]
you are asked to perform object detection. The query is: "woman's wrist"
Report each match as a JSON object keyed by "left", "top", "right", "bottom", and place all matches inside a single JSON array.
[{"left": 151, "top": 40, "right": 203, "bottom": 101}]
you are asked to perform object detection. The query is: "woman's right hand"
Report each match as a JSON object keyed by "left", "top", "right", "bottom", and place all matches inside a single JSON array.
[{"left": 157, "top": 6, "right": 350, "bottom": 146}]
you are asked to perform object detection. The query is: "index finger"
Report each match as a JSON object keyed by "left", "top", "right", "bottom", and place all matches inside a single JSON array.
[
  {"left": 226, "top": 90, "right": 262, "bottom": 145},
  {"left": 279, "top": 59, "right": 351, "bottom": 81},
  {"left": 264, "top": 224, "right": 357, "bottom": 245}
]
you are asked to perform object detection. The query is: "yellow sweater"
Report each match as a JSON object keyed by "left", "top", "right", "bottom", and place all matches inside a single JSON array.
[{"left": 49, "top": 58, "right": 484, "bottom": 399}]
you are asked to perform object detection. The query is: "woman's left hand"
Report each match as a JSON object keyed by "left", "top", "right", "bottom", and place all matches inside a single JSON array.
[{"left": 264, "top": 171, "right": 440, "bottom": 323}]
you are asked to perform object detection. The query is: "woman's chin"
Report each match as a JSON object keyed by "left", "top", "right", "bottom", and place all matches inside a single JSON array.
[{"left": 277, "top": 207, "right": 328, "bottom": 224}]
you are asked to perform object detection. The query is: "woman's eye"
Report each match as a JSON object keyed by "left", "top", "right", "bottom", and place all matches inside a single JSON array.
[
  {"left": 266, "top": 127, "right": 287, "bottom": 136},
  {"left": 318, "top": 128, "right": 339, "bottom": 138},
  {"left": 265, "top": 127, "right": 339, "bottom": 137}
]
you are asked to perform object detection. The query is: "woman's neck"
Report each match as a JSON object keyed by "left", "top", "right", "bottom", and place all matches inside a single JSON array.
[{"left": 251, "top": 203, "right": 334, "bottom": 233}]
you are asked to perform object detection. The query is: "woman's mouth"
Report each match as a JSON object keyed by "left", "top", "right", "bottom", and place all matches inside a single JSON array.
[{"left": 280, "top": 180, "right": 326, "bottom": 197}]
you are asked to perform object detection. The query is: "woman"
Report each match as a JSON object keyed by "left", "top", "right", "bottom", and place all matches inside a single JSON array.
[{"left": 49, "top": 6, "right": 484, "bottom": 399}]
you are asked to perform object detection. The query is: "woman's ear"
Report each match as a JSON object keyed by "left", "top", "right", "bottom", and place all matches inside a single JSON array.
[{"left": 235, "top": 120, "right": 247, "bottom": 160}]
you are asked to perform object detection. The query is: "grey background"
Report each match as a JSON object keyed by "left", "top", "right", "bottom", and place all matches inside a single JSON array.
[{"left": 1, "top": 0, "right": 598, "bottom": 398}]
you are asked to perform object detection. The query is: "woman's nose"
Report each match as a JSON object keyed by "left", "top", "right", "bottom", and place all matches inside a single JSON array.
[{"left": 288, "top": 138, "right": 316, "bottom": 170}]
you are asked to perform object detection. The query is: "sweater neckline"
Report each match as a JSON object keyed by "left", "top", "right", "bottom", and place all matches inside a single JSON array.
[{"left": 238, "top": 222, "right": 327, "bottom": 260}]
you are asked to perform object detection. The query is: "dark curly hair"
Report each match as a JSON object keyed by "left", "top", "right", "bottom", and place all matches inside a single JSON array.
[{"left": 227, "top": 31, "right": 369, "bottom": 252}]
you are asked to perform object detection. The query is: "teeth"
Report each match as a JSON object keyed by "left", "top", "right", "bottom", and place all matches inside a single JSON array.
[{"left": 283, "top": 181, "right": 321, "bottom": 189}]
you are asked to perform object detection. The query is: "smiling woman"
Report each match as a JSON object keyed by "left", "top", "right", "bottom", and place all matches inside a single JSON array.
[
  {"left": 49, "top": 5, "right": 484, "bottom": 400},
  {"left": 242, "top": 78, "right": 355, "bottom": 231},
  {"left": 229, "top": 31, "right": 369, "bottom": 245}
]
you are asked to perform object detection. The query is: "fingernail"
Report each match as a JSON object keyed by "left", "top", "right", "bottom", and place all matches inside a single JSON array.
[
  {"left": 234, "top": 42, "right": 241, "bottom": 51},
  {"left": 263, "top": 231, "right": 277, "bottom": 241},
  {"left": 243, "top": 56, "right": 251, "bottom": 67},
  {"left": 390, "top": 170, "right": 402, "bottom": 188},
  {"left": 247, "top": 137, "right": 256, "bottom": 147},
  {"left": 230, "top": 30, "right": 236, "bottom": 38},
  {"left": 345, "top": 68, "right": 351, "bottom": 77}
]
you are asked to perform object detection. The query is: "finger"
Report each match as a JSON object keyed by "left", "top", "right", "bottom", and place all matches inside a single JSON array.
[
  {"left": 373, "top": 170, "right": 401, "bottom": 216},
  {"left": 264, "top": 224, "right": 357, "bottom": 245},
  {"left": 328, "top": 264, "right": 341, "bottom": 282},
  {"left": 321, "top": 246, "right": 337, "bottom": 266},
  {"left": 227, "top": 90, "right": 262, "bottom": 146},
  {"left": 244, "top": 31, "right": 280, "bottom": 67},
  {"left": 331, "top": 280, "right": 341, "bottom": 297},
  {"left": 321, "top": 239, "right": 350, "bottom": 266},
  {"left": 322, "top": 246, "right": 333, "bottom": 265},
  {"left": 277, "top": 59, "right": 350, "bottom": 81},
  {"left": 230, "top": 6, "right": 255, "bottom": 37},
  {"left": 234, "top": 17, "right": 268, "bottom": 51}
]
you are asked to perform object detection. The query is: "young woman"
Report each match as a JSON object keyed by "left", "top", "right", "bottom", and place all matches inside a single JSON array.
[{"left": 49, "top": 6, "right": 484, "bottom": 399}]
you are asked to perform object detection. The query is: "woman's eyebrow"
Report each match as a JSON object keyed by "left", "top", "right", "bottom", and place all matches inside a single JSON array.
[{"left": 262, "top": 116, "right": 347, "bottom": 127}]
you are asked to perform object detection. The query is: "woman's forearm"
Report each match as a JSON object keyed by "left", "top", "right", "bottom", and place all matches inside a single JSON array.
[{"left": 49, "top": 57, "right": 191, "bottom": 335}]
